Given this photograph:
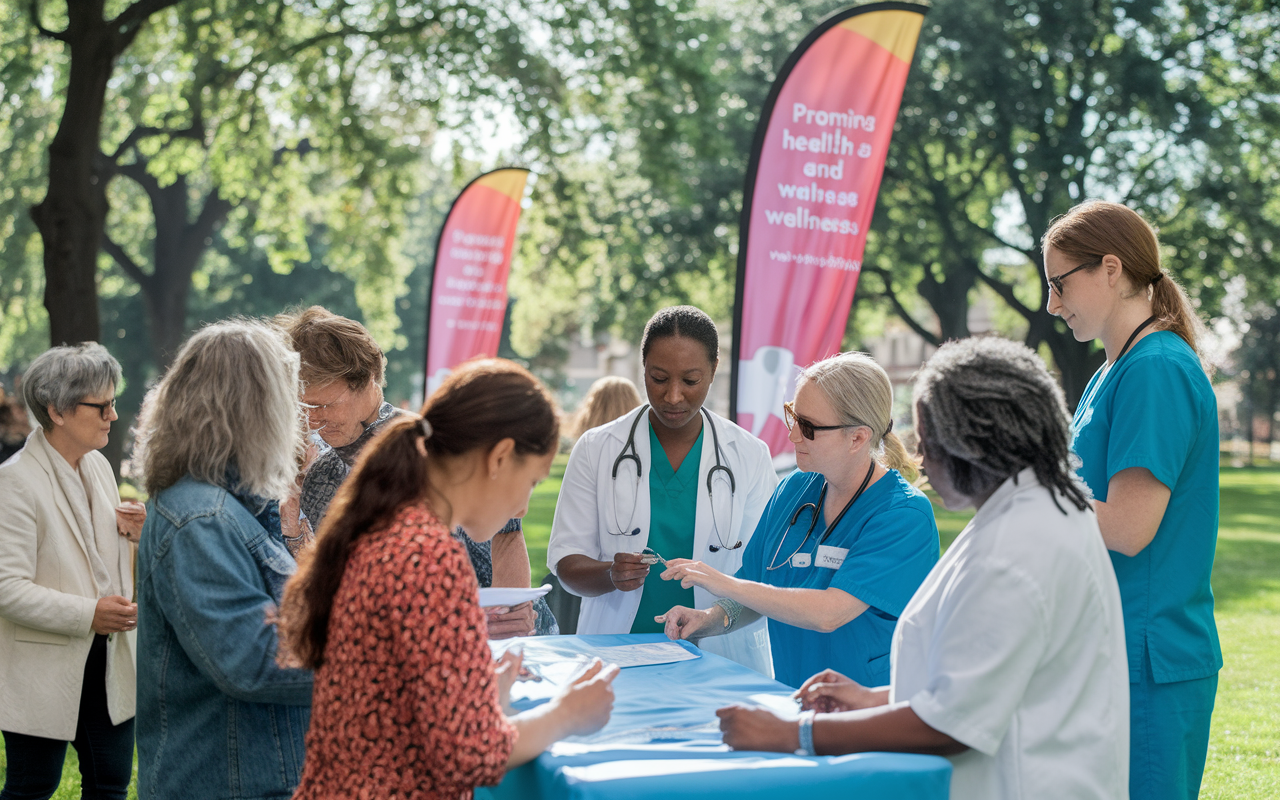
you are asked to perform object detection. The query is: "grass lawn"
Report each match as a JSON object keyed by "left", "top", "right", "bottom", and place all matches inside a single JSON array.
[{"left": 6, "top": 461, "right": 1276, "bottom": 797}]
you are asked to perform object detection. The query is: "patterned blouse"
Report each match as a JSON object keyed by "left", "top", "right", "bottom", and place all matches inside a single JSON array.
[{"left": 293, "top": 502, "right": 517, "bottom": 800}]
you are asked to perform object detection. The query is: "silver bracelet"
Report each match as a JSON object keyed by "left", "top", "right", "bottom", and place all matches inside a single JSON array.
[
  {"left": 796, "top": 710, "right": 816, "bottom": 756},
  {"left": 714, "top": 598, "right": 745, "bottom": 630}
]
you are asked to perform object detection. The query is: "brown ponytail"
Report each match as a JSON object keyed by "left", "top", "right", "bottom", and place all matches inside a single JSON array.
[
  {"left": 278, "top": 358, "right": 559, "bottom": 669},
  {"left": 1042, "top": 200, "right": 1208, "bottom": 369}
]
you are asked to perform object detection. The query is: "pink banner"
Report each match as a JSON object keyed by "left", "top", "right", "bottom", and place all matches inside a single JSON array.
[
  {"left": 425, "top": 168, "right": 530, "bottom": 397},
  {"left": 732, "top": 4, "right": 924, "bottom": 456}
]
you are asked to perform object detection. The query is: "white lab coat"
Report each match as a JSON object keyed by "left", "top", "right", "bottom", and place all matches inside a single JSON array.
[{"left": 548, "top": 407, "right": 778, "bottom": 676}]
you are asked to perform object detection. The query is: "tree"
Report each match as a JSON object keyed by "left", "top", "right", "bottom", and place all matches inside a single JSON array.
[
  {"left": 508, "top": 0, "right": 847, "bottom": 361},
  {"left": 860, "top": 0, "right": 1280, "bottom": 406},
  {"left": 18, "top": 0, "right": 567, "bottom": 366}
]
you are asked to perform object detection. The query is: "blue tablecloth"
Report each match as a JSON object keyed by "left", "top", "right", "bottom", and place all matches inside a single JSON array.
[{"left": 476, "top": 634, "right": 950, "bottom": 800}]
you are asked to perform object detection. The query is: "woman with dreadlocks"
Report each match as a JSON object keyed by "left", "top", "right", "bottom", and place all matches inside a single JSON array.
[
  {"left": 1043, "top": 201, "right": 1220, "bottom": 800},
  {"left": 714, "top": 337, "right": 1129, "bottom": 800}
]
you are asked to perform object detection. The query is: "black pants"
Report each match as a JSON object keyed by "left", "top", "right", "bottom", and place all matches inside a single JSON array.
[{"left": 1, "top": 635, "right": 134, "bottom": 800}]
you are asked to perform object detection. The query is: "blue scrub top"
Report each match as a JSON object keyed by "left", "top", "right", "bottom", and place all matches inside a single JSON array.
[
  {"left": 737, "top": 469, "right": 939, "bottom": 689},
  {"left": 1071, "top": 331, "right": 1222, "bottom": 684}
]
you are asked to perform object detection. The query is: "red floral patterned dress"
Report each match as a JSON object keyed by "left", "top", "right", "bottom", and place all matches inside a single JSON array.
[{"left": 293, "top": 502, "right": 516, "bottom": 800}]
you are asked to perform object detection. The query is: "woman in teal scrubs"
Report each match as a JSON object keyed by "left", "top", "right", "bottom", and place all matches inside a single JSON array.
[
  {"left": 657, "top": 352, "right": 939, "bottom": 688},
  {"left": 1043, "top": 201, "right": 1221, "bottom": 800}
]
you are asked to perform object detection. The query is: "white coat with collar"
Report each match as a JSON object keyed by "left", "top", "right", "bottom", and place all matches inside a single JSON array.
[
  {"left": 0, "top": 428, "right": 136, "bottom": 740},
  {"left": 548, "top": 407, "right": 778, "bottom": 676}
]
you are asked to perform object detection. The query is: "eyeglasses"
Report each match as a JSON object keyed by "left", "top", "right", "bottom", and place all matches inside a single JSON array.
[
  {"left": 783, "top": 401, "right": 853, "bottom": 440},
  {"left": 77, "top": 400, "right": 116, "bottom": 419},
  {"left": 300, "top": 386, "right": 354, "bottom": 413},
  {"left": 1047, "top": 260, "right": 1100, "bottom": 298}
]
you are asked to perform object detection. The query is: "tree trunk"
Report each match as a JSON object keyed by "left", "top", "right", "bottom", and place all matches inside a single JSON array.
[
  {"left": 30, "top": 2, "right": 122, "bottom": 346},
  {"left": 917, "top": 258, "right": 978, "bottom": 342}
]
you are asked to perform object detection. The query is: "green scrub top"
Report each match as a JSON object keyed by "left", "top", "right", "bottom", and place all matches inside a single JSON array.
[{"left": 630, "top": 425, "right": 703, "bottom": 634}]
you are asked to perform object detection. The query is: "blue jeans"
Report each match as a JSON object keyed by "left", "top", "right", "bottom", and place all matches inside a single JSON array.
[{"left": 1, "top": 635, "right": 134, "bottom": 800}]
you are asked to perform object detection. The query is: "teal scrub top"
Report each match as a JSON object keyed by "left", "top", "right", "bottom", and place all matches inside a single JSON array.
[
  {"left": 630, "top": 425, "right": 702, "bottom": 634},
  {"left": 737, "top": 469, "right": 939, "bottom": 689},
  {"left": 1071, "top": 331, "right": 1223, "bottom": 684}
]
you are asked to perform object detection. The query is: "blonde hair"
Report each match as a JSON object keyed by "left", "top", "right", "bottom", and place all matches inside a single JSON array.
[
  {"left": 571, "top": 376, "right": 643, "bottom": 438},
  {"left": 799, "top": 352, "right": 916, "bottom": 479},
  {"left": 1042, "top": 200, "right": 1207, "bottom": 365},
  {"left": 137, "top": 320, "right": 306, "bottom": 500}
]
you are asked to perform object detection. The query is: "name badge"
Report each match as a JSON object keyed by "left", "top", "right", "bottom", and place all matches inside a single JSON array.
[
  {"left": 815, "top": 545, "right": 849, "bottom": 569},
  {"left": 791, "top": 552, "right": 812, "bottom": 568}
]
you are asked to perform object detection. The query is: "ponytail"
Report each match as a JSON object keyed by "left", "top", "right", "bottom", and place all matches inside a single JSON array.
[
  {"left": 880, "top": 430, "right": 918, "bottom": 481},
  {"left": 1150, "top": 271, "right": 1209, "bottom": 369},
  {"left": 278, "top": 358, "right": 559, "bottom": 669},
  {"left": 278, "top": 416, "right": 430, "bottom": 669}
]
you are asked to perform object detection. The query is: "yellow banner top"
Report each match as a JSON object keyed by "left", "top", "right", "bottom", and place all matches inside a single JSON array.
[{"left": 838, "top": 9, "right": 924, "bottom": 64}]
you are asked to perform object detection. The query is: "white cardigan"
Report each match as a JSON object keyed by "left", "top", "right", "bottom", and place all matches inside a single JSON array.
[{"left": 0, "top": 429, "right": 136, "bottom": 739}]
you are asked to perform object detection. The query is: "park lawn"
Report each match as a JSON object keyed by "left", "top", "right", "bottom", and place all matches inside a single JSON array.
[{"left": 6, "top": 464, "right": 1276, "bottom": 797}]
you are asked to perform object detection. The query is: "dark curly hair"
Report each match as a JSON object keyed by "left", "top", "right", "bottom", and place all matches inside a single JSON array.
[{"left": 912, "top": 336, "right": 1089, "bottom": 514}]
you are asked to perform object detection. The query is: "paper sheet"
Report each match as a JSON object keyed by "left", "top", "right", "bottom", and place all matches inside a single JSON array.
[
  {"left": 577, "top": 641, "right": 701, "bottom": 668},
  {"left": 477, "top": 585, "right": 552, "bottom": 608}
]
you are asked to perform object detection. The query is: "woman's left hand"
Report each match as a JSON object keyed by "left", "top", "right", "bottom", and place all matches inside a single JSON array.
[
  {"left": 660, "top": 558, "right": 733, "bottom": 595},
  {"left": 115, "top": 501, "right": 146, "bottom": 544},
  {"left": 716, "top": 704, "right": 799, "bottom": 752}
]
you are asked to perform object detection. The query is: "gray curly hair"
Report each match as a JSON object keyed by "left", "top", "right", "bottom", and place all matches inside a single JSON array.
[{"left": 912, "top": 336, "right": 1089, "bottom": 513}]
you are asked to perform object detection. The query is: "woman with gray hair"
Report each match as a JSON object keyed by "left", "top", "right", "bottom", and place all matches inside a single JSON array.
[
  {"left": 657, "top": 352, "right": 938, "bottom": 688},
  {"left": 716, "top": 337, "right": 1130, "bottom": 800},
  {"left": 132, "top": 320, "right": 313, "bottom": 800},
  {"left": 0, "top": 343, "right": 140, "bottom": 800}
]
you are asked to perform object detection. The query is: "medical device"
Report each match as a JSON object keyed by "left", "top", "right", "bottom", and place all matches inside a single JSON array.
[
  {"left": 609, "top": 405, "right": 740, "bottom": 551},
  {"left": 765, "top": 462, "right": 874, "bottom": 570}
]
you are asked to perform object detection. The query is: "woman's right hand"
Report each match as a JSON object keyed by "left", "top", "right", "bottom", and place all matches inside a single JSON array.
[
  {"left": 92, "top": 595, "right": 137, "bottom": 634},
  {"left": 793, "top": 669, "right": 877, "bottom": 713},
  {"left": 555, "top": 658, "right": 620, "bottom": 736},
  {"left": 655, "top": 604, "right": 724, "bottom": 642},
  {"left": 609, "top": 552, "right": 650, "bottom": 592}
]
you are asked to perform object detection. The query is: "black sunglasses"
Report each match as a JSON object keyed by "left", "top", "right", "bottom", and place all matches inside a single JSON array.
[
  {"left": 77, "top": 399, "right": 116, "bottom": 419},
  {"left": 1047, "top": 259, "right": 1100, "bottom": 298},
  {"left": 783, "top": 401, "right": 853, "bottom": 440}
]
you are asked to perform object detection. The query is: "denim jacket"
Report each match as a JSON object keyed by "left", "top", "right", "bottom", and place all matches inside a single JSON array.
[{"left": 135, "top": 475, "right": 313, "bottom": 800}]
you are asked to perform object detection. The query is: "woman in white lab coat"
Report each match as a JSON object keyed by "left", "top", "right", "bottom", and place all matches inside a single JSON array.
[{"left": 547, "top": 306, "right": 778, "bottom": 675}]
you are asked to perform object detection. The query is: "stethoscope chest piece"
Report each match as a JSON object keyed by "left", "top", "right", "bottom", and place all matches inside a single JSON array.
[{"left": 791, "top": 552, "right": 812, "bottom": 568}]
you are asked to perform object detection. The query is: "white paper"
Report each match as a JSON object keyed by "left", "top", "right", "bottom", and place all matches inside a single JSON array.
[
  {"left": 477, "top": 585, "right": 552, "bottom": 608},
  {"left": 578, "top": 641, "right": 701, "bottom": 668}
]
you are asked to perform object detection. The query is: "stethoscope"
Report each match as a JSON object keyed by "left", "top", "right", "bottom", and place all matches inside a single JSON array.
[
  {"left": 609, "top": 405, "right": 740, "bottom": 552},
  {"left": 766, "top": 462, "right": 875, "bottom": 570}
]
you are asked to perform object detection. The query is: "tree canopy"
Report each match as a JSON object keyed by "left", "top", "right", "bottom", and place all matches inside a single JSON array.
[{"left": 1, "top": 0, "right": 1276, "bottom": 442}]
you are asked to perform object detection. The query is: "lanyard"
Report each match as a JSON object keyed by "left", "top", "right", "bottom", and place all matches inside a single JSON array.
[
  {"left": 1077, "top": 315, "right": 1160, "bottom": 422},
  {"left": 766, "top": 462, "right": 875, "bottom": 571}
]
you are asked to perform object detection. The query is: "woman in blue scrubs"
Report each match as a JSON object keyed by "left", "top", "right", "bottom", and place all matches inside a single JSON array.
[
  {"left": 657, "top": 352, "right": 939, "bottom": 688},
  {"left": 1043, "top": 200, "right": 1221, "bottom": 800}
]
